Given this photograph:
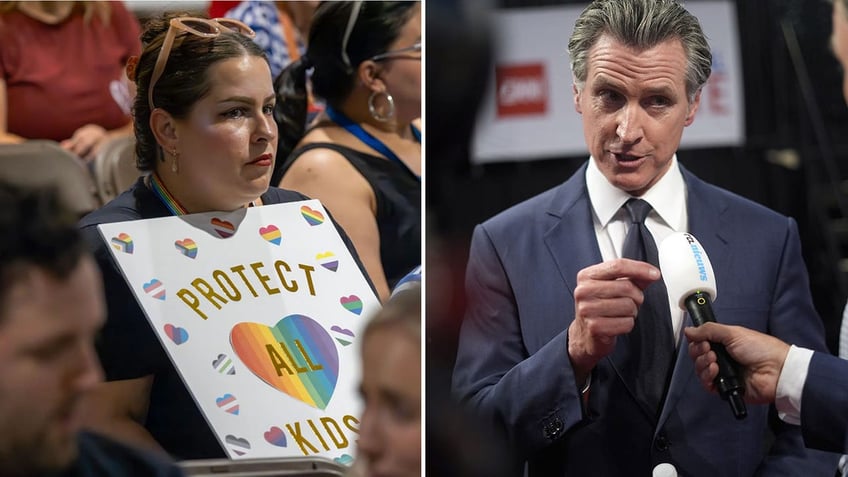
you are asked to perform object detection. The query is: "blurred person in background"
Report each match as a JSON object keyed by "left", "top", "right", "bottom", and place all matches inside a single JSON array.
[
  {"left": 0, "top": 1, "right": 140, "bottom": 162},
  {"left": 349, "top": 284, "right": 420, "bottom": 477},
  {"left": 76, "top": 12, "right": 367, "bottom": 459},
  {"left": 207, "top": 0, "right": 318, "bottom": 79},
  {"left": 0, "top": 182, "right": 181, "bottom": 476},
  {"left": 275, "top": 1, "right": 421, "bottom": 302},
  {"left": 424, "top": 0, "right": 518, "bottom": 474}
]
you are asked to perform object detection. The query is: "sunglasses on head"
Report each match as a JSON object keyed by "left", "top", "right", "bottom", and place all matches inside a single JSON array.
[{"left": 147, "top": 17, "right": 256, "bottom": 111}]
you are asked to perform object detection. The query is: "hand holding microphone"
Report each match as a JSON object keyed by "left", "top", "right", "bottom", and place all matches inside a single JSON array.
[{"left": 658, "top": 232, "right": 748, "bottom": 420}]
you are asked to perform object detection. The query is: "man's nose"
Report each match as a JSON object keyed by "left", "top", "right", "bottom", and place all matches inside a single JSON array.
[
  {"left": 616, "top": 103, "right": 645, "bottom": 144},
  {"left": 69, "top": 342, "right": 104, "bottom": 393}
]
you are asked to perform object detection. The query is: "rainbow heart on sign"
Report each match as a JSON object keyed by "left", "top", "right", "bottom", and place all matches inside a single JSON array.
[
  {"left": 264, "top": 426, "right": 287, "bottom": 447},
  {"left": 143, "top": 279, "right": 166, "bottom": 300},
  {"left": 216, "top": 393, "right": 240, "bottom": 415},
  {"left": 175, "top": 238, "right": 198, "bottom": 258},
  {"left": 211, "top": 218, "right": 235, "bottom": 238},
  {"left": 330, "top": 325, "right": 355, "bottom": 346},
  {"left": 300, "top": 206, "right": 324, "bottom": 226},
  {"left": 259, "top": 225, "right": 281, "bottom": 245},
  {"left": 225, "top": 435, "right": 250, "bottom": 456},
  {"left": 110, "top": 233, "right": 134, "bottom": 254},
  {"left": 230, "top": 314, "right": 339, "bottom": 410},
  {"left": 334, "top": 454, "right": 354, "bottom": 466},
  {"left": 339, "top": 295, "right": 363, "bottom": 315},
  {"left": 316, "top": 251, "right": 338, "bottom": 272},
  {"left": 164, "top": 324, "right": 188, "bottom": 345}
]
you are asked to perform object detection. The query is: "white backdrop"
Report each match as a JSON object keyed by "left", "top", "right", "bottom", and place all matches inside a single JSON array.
[{"left": 471, "top": 1, "right": 744, "bottom": 163}]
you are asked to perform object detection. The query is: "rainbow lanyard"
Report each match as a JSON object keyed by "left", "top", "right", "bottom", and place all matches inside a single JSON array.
[
  {"left": 325, "top": 106, "right": 421, "bottom": 182},
  {"left": 149, "top": 173, "right": 189, "bottom": 216},
  {"left": 149, "top": 173, "right": 257, "bottom": 216}
]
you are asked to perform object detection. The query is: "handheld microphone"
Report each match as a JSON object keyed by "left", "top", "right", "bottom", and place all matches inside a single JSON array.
[{"left": 658, "top": 232, "right": 747, "bottom": 420}]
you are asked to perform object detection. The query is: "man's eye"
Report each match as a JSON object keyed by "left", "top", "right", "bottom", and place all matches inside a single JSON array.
[
  {"left": 647, "top": 96, "right": 671, "bottom": 107},
  {"left": 598, "top": 90, "right": 620, "bottom": 101}
]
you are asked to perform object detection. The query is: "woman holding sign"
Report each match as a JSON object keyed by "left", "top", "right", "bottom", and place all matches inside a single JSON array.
[
  {"left": 77, "top": 13, "right": 368, "bottom": 459},
  {"left": 274, "top": 2, "right": 421, "bottom": 302}
]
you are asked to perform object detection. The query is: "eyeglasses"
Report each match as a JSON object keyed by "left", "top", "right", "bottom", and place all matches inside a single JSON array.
[
  {"left": 148, "top": 17, "right": 256, "bottom": 110},
  {"left": 371, "top": 42, "right": 422, "bottom": 62}
]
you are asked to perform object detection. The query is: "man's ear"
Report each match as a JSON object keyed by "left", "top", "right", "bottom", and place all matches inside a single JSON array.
[
  {"left": 358, "top": 59, "right": 385, "bottom": 93},
  {"left": 684, "top": 89, "right": 702, "bottom": 127},
  {"left": 150, "top": 108, "right": 179, "bottom": 152},
  {"left": 573, "top": 83, "right": 583, "bottom": 114}
]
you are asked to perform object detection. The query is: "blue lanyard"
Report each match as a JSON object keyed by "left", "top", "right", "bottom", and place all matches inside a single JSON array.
[{"left": 325, "top": 106, "right": 420, "bottom": 181}]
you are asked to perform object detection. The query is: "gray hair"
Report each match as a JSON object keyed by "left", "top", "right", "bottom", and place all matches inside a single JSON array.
[{"left": 567, "top": 0, "right": 712, "bottom": 102}]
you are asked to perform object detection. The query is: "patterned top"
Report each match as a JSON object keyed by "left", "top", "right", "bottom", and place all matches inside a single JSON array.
[{"left": 224, "top": 1, "right": 305, "bottom": 78}]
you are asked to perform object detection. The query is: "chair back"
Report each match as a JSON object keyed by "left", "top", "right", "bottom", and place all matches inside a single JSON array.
[
  {"left": 0, "top": 140, "right": 100, "bottom": 215},
  {"left": 92, "top": 135, "right": 143, "bottom": 205}
]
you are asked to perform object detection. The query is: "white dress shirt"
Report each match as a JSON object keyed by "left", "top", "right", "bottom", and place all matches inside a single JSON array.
[
  {"left": 775, "top": 345, "right": 813, "bottom": 425},
  {"left": 585, "top": 155, "right": 688, "bottom": 348}
]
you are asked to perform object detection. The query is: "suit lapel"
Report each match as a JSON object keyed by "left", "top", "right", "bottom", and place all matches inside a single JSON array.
[
  {"left": 542, "top": 164, "right": 602, "bottom": 293},
  {"left": 657, "top": 167, "right": 730, "bottom": 430}
]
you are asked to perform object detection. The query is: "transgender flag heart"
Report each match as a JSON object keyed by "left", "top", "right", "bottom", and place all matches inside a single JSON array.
[
  {"left": 216, "top": 393, "right": 240, "bottom": 415},
  {"left": 230, "top": 314, "right": 338, "bottom": 409},
  {"left": 143, "top": 279, "right": 166, "bottom": 300}
]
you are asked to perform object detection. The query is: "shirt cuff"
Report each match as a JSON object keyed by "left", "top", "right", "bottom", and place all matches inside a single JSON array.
[{"left": 775, "top": 345, "right": 813, "bottom": 425}]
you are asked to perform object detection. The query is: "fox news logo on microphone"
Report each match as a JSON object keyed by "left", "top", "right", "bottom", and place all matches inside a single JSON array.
[
  {"left": 684, "top": 233, "right": 709, "bottom": 282},
  {"left": 495, "top": 63, "right": 548, "bottom": 118}
]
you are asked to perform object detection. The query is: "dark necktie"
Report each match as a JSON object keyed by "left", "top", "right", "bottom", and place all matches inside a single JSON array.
[{"left": 620, "top": 198, "right": 675, "bottom": 415}]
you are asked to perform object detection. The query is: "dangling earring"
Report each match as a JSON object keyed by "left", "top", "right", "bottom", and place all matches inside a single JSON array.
[
  {"left": 171, "top": 148, "right": 179, "bottom": 174},
  {"left": 368, "top": 90, "right": 395, "bottom": 122}
]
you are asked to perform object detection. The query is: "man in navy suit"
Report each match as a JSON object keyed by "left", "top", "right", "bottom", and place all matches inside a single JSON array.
[
  {"left": 686, "top": 0, "right": 848, "bottom": 463},
  {"left": 452, "top": 0, "right": 840, "bottom": 474}
]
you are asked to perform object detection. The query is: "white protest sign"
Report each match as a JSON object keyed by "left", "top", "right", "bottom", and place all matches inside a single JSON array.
[{"left": 98, "top": 200, "right": 379, "bottom": 462}]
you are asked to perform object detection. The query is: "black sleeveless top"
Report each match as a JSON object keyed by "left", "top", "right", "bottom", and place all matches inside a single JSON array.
[{"left": 280, "top": 143, "right": 421, "bottom": 289}]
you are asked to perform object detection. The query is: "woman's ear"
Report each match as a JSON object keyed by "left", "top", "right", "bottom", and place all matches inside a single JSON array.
[
  {"left": 357, "top": 59, "right": 385, "bottom": 93},
  {"left": 150, "top": 108, "right": 179, "bottom": 152}
]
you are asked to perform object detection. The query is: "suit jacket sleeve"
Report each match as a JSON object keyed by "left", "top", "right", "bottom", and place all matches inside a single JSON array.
[
  {"left": 801, "top": 351, "right": 848, "bottom": 453},
  {"left": 452, "top": 223, "right": 585, "bottom": 457}
]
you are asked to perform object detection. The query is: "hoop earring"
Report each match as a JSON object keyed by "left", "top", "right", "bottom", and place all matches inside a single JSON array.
[
  {"left": 368, "top": 90, "right": 395, "bottom": 122},
  {"left": 171, "top": 148, "right": 179, "bottom": 174}
]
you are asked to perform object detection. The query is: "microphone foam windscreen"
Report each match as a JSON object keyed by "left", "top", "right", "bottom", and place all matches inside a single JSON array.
[{"left": 657, "top": 232, "right": 718, "bottom": 309}]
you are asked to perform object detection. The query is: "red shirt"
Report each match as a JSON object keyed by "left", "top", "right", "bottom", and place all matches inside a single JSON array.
[{"left": 0, "top": 3, "right": 140, "bottom": 141}]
